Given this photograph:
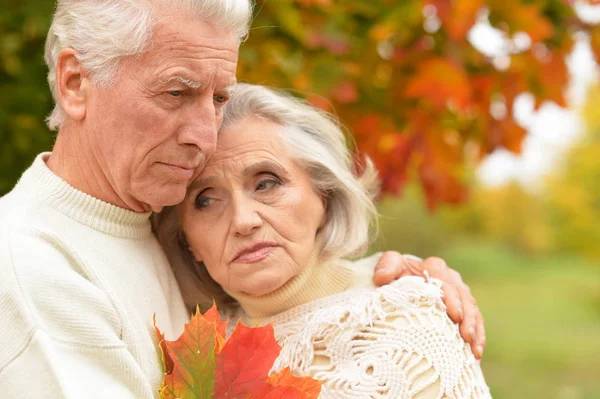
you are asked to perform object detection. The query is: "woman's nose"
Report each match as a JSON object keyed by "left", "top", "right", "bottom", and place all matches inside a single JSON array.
[{"left": 231, "top": 195, "right": 262, "bottom": 237}]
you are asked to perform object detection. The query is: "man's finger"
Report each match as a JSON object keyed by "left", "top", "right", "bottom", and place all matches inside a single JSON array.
[
  {"left": 459, "top": 296, "right": 478, "bottom": 348},
  {"left": 474, "top": 312, "right": 486, "bottom": 359},
  {"left": 441, "top": 284, "right": 464, "bottom": 323},
  {"left": 372, "top": 251, "right": 408, "bottom": 286},
  {"left": 413, "top": 256, "right": 485, "bottom": 359},
  {"left": 419, "top": 256, "right": 451, "bottom": 281}
]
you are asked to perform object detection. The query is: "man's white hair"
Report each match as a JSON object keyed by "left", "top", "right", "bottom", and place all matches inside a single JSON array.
[{"left": 44, "top": 0, "right": 253, "bottom": 130}]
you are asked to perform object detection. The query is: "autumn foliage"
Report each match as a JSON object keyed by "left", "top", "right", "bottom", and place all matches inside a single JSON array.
[
  {"left": 2, "top": 1, "right": 600, "bottom": 208},
  {"left": 238, "top": 0, "right": 600, "bottom": 208},
  {"left": 154, "top": 305, "right": 322, "bottom": 399}
]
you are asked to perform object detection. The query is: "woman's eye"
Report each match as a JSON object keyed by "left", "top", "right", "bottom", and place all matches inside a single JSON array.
[
  {"left": 256, "top": 179, "right": 279, "bottom": 191},
  {"left": 195, "top": 196, "right": 213, "bottom": 209}
]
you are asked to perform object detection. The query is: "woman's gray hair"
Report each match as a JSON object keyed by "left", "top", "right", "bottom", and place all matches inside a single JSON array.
[
  {"left": 44, "top": 0, "right": 253, "bottom": 130},
  {"left": 153, "top": 83, "right": 380, "bottom": 312},
  {"left": 223, "top": 84, "right": 380, "bottom": 259}
]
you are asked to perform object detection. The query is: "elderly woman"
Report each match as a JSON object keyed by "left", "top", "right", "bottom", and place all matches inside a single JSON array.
[{"left": 154, "top": 84, "right": 491, "bottom": 398}]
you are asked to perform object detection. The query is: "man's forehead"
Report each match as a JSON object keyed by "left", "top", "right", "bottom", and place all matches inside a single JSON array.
[
  {"left": 150, "top": 12, "right": 240, "bottom": 52},
  {"left": 136, "top": 13, "right": 240, "bottom": 76}
]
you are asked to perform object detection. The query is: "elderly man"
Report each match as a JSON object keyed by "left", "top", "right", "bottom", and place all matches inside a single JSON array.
[{"left": 0, "top": 1, "right": 485, "bottom": 398}]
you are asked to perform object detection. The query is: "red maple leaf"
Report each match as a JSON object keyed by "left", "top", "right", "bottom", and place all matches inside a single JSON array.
[{"left": 155, "top": 305, "right": 323, "bottom": 399}]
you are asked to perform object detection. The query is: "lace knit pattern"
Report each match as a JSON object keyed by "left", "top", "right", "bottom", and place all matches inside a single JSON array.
[{"left": 253, "top": 276, "right": 492, "bottom": 399}]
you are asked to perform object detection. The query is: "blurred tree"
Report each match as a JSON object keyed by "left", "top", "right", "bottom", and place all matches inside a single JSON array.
[
  {"left": 239, "top": 0, "right": 599, "bottom": 208},
  {"left": 1, "top": 2, "right": 56, "bottom": 194},
  {"left": 2, "top": 0, "right": 600, "bottom": 208},
  {"left": 435, "top": 85, "right": 600, "bottom": 260},
  {"left": 443, "top": 182, "right": 554, "bottom": 254},
  {"left": 544, "top": 85, "right": 600, "bottom": 259},
  {"left": 371, "top": 184, "right": 454, "bottom": 258}
]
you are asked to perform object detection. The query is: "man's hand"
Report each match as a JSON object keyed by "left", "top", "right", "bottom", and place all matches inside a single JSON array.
[{"left": 372, "top": 251, "right": 486, "bottom": 360}]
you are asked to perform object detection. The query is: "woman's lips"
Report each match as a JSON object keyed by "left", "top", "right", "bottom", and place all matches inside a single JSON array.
[{"left": 233, "top": 243, "right": 279, "bottom": 264}]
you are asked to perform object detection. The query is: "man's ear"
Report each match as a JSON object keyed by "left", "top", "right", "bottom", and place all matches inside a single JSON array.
[{"left": 56, "top": 48, "right": 89, "bottom": 122}]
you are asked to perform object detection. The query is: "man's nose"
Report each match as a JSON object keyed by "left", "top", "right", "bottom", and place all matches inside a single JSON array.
[
  {"left": 177, "top": 99, "right": 219, "bottom": 155},
  {"left": 232, "top": 194, "right": 262, "bottom": 237}
]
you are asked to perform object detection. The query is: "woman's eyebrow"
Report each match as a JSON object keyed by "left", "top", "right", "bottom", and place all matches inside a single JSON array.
[
  {"left": 188, "top": 176, "right": 217, "bottom": 193},
  {"left": 243, "top": 160, "right": 288, "bottom": 177}
]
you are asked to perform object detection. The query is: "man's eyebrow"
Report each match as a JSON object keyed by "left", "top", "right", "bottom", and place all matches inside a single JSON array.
[
  {"left": 161, "top": 75, "right": 203, "bottom": 89},
  {"left": 159, "top": 77, "right": 236, "bottom": 96}
]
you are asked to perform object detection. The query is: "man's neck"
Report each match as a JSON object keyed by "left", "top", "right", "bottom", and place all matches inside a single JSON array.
[{"left": 47, "top": 126, "right": 147, "bottom": 212}]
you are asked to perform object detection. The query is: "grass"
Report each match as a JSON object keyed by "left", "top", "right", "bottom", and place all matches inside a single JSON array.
[
  {"left": 369, "top": 193, "right": 600, "bottom": 397},
  {"left": 440, "top": 241, "right": 600, "bottom": 399}
]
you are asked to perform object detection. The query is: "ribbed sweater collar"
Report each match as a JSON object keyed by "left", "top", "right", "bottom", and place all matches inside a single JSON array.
[
  {"left": 16, "top": 153, "right": 152, "bottom": 239},
  {"left": 226, "top": 250, "right": 355, "bottom": 321}
]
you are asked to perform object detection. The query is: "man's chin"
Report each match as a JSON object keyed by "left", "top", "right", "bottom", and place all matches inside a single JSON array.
[
  {"left": 140, "top": 186, "right": 187, "bottom": 213},
  {"left": 148, "top": 204, "right": 165, "bottom": 213}
]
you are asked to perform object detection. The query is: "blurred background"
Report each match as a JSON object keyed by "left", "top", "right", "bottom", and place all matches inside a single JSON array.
[{"left": 1, "top": 0, "right": 599, "bottom": 397}]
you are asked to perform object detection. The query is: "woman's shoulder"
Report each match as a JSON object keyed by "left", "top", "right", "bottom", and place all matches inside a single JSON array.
[
  {"left": 346, "top": 252, "right": 434, "bottom": 291},
  {"left": 269, "top": 255, "right": 447, "bottom": 330},
  {"left": 269, "top": 272, "right": 450, "bottom": 361},
  {"left": 345, "top": 252, "right": 379, "bottom": 289},
  {"left": 269, "top": 270, "right": 491, "bottom": 398}
]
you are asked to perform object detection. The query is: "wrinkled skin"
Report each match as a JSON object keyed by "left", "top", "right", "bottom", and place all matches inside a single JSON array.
[
  {"left": 180, "top": 116, "right": 486, "bottom": 359},
  {"left": 49, "top": 8, "right": 484, "bottom": 360},
  {"left": 180, "top": 116, "right": 326, "bottom": 297},
  {"left": 48, "top": 11, "right": 239, "bottom": 212}
]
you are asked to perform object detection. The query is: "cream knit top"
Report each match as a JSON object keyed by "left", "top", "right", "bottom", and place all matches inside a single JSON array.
[
  {"left": 0, "top": 153, "right": 189, "bottom": 398},
  {"left": 228, "top": 253, "right": 492, "bottom": 398}
]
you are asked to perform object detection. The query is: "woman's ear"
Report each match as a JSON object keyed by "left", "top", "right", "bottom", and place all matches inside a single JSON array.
[
  {"left": 180, "top": 231, "right": 203, "bottom": 262},
  {"left": 55, "top": 48, "right": 89, "bottom": 122},
  {"left": 319, "top": 195, "right": 328, "bottom": 229},
  {"left": 187, "top": 244, "right": 203, "bottom": 263}
]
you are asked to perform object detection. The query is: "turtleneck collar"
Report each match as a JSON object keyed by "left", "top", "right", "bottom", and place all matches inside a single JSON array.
[
  {"left": 225, "top": 248, "right": 355, "bottom": 322},
  {"left": 16, "top": 153, "right": 152, "bottom": 239}
]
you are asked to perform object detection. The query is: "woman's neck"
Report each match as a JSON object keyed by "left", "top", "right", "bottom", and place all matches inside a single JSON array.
[{"left": 225, "top": 251, "right": 354, "bottom": 321}]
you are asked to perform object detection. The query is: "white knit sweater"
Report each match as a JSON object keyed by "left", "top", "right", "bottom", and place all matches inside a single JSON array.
[
  {"left": 229, "top": 255, "right": 492, "bottom": 398},
  {"left": 0, "top": 153, "right": 189, "bottom": 398}
]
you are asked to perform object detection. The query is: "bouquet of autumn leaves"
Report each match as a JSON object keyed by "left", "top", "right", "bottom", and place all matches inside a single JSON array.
[{"left": 154, "top": 305, "right": 323, "bottom": 398}]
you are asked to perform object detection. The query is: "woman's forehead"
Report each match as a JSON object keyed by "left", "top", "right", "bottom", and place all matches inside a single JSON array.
[
  {"left": 211, "top": 117, "right": 286, "bottom": 159},
  {"left": 219, "top": 115, "right": 282, "bottom": 141}
]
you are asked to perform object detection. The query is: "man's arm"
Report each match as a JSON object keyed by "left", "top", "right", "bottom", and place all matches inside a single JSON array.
[
  {"left": 0, "top": 228, "right": 155, "bottom": 398},
  {"left": 371, "top": 251, "right": 486, "bottom": 359},
  {"left": 0, "top": 330, "right": 152, "bottom": 398}
]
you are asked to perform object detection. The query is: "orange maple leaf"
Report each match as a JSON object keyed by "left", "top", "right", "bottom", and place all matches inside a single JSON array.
[
  {"left": 405, "top": 57, "right": 472, "bottom": 113},
  {"left": 155, "top": 306, "right": 323, "bottom": 399}
]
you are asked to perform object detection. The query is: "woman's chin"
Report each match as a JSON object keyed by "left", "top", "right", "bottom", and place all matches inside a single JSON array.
[
  {"left": 237, "top": 276, "right": 289, "bottom": 297},
  {"left": 225, "top": 255, "right": 301, "bottom": 297}
]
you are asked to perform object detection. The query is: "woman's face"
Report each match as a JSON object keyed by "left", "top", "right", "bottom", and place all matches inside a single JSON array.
[{"left": 179, "top": 115, "right": 326, "bottom": 297}]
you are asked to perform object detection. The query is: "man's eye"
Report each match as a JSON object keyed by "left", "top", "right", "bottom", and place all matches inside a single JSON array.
[
  {"left": 168, "top": 90, "right": 183, "bottom": 97},
  {"left": 214, "top": 94, "right": 228, "bottom": 104}
]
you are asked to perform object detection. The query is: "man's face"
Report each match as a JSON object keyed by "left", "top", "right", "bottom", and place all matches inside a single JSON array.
[{"left": 83, "top": 12, "right": 239, "bottom": 212}]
